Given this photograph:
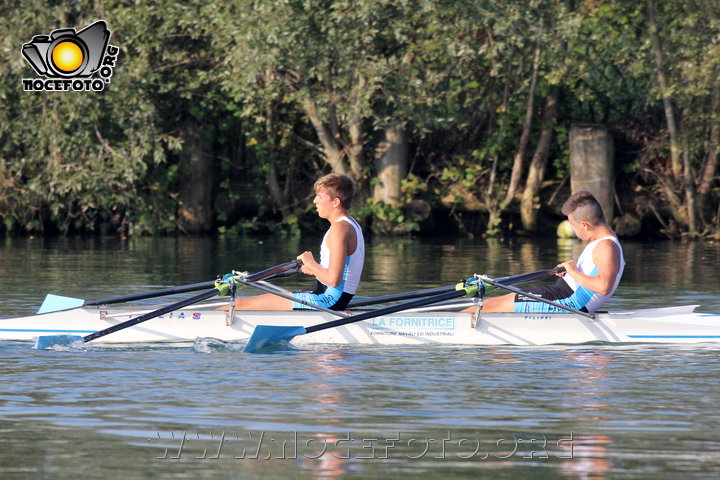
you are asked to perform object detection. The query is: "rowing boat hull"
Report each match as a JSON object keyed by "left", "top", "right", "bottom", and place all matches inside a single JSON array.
[{"left": 2, "top": 303, "right": 720, "bottom": 346}]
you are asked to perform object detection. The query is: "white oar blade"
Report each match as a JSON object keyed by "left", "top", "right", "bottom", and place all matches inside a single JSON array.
[
  {"left": 34, "top": 334, "right": 85, "bottom": 350},
  {"left": 37, "top": 294, "right": 85, "bottom": 314},
  {"left": 244, "top": 325, "right": 307, "bottom": 353}
]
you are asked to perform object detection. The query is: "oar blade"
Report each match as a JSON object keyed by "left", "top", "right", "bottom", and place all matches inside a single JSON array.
[
  {"left": 34, "top": 334, "right": 85, "bottom": 350},
  {"left": 37, "top": 294, "right": 85, "bottom": 314},
  {"left": 244, "top": 325, "right": 307, "bottom": 353}
]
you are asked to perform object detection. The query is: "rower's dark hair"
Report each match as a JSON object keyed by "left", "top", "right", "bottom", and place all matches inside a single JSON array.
[
  {"left": 314, "top": 173, "right": 355, "bottom": 209},
  {"left": 561, "top": 191, "right": 606, "bottom": 225}
]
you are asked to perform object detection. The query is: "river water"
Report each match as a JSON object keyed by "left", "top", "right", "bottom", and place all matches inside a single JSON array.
[{"left": 1, "top": 235, "right": 720, "bottom": 479}]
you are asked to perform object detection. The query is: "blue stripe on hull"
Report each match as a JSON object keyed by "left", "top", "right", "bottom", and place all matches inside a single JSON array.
[
  {"left": 628, "top": 335, "right": 720, "bottom": 339},
  {"left": 0, "top": 328, "right": 95, "bottom": 334}
]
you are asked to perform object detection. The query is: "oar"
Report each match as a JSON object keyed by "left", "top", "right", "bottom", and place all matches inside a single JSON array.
[
  {"left": 243, "top": 267, "right": 563, "bottom": 353},
  {"left": 477, "top": 274, "right": 595, "bottom": 319},
  {"left": 34, "top": 288, "right": 223, "bottom": 349},
  {"left": 37, "top": 260, "right": 302, "bottom": 314},
  {"left": 347, "top": 268, "right": 564, "bottom": 307},
  {"left": 34, "top": 260, "right": 302, "bottom": 349}
]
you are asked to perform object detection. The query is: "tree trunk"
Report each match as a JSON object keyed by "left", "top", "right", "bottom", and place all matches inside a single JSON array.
[
  {"left": 265, "top": 103, "right": 287, "bottom": 215},
  {"left": 302, "top": 95, "right": 350, "bottom": 175},
  {"left": 347, "top": 74, "right": 367, "bottom": 183},
  {"left": 502, "top": 46, "right": 541, "bottom": 210},
  {"left": 647, "top": 0, "right": 682, "bottom": 178},
  {"left": 697, "top": 81, "right": 719, "bottom": 221},
  {"left": 348, "top": 116, "right": 364, "bottom": 182},
  {"left": 178, "top": 120, "right": 212, "bottom": 233},
  {"left": 373, "top": 127, "right": 408, "bottom": 205},
  {"left": 301, "top": 86, "right": 368, "bottom": 194},
  {"left": 682, "top": 135, "right": 698, "bottom": 234},
  {"left": 568, "top": 124, "right": 616, "bottom": 223},
  {"left": 520, "top": 91, "right": 558, "bottom": 232}
]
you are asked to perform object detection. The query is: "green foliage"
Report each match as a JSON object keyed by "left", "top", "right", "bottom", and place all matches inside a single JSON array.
[
  {"left": 400, "top": 173, "right": 429, "bottom": 200},
  {"left": 0, "top": 2, "right": 160, "bottom": 234},
  {"left": 357, "top": 199, "right": 419, "bottom": 236},
  {"left": 358, "top": 171, "right": 432, "bottom": 235},
  {"left": 0, "top": 0, "right": 717, "bottom": 238}
]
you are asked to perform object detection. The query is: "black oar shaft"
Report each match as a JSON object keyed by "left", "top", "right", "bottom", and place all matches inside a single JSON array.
[
  {"left": 483, "top": 279, "right": 595, "bottom": 319},
  {"left": 82, "top": 289, "right": 219, "bottom": 342},
  {"left": 83, "top": 260, "right": 302, "bottom": 307},
  {"left": 495, "top": 267, "right": 564, "bottom": 285},
  {"left": 306, "top": 289, "right": 468, "bottom": 334},
  {"left": 246, "top": 260, "right": 302, "bottom": 282},
  {"left": 347, "top": 267, "right": 562, "bottom": 308},
  {"left": 84, "top": 281, "right": 215, "bottom": 306},
  {"left": 243, "top": 266, "right": 566, "bottom": 353},
  {"left": 307, "top": 267, "right": 565, "bottom": 334},
  {"left": 83, "top": 260, "right": 302, "bottom": 343},
  {"left": 347, "top": 286, "right": 454, "bottom": 307}
]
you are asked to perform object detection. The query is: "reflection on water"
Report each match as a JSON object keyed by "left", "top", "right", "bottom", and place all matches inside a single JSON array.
[
  {"left": 302, "top": 352, "right": 351, "bottom": 479},
  {"left": 558, "top": 350, "right": 614, "bottom": 480},
  {"left": 1, "top": 236, "right": 720, "bottom": 479}
]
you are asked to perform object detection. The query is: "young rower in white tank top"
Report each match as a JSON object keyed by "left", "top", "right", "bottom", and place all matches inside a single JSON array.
[
  {"left": 292, "top": 214, "right": 364, "bottom": 311},
  {"left": 480, "top": 191, "right": 624, "bottom": 314},
  {"left": 229, "top": 173, "right": 364, "bottom": 311}
]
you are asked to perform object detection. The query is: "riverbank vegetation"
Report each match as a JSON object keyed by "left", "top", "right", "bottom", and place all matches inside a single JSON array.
[{"left": 0, "top": 0, "right": 718, "bottom": 238}]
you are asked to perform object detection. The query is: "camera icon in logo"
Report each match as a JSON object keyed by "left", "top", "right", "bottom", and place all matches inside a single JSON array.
[{"left": 22, "top": 20, "right": 110, "bottom": 78}]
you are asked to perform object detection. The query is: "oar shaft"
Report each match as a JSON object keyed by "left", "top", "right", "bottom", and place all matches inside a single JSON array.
[
  {"left": 239, "top": 279, "right": 348, "bottom": 318},
  {"left": 306, "top": 289, "right": 468, "bottom": 334},
  {"left": 83, "top": 260, "right": 303, "bottom": 343},
  {"left": 347, "top": 267, "right": 563, "bottom": 308},
  {"left": 243, "top": 266, "right": 568, "bottom": 353},
  {"left": 84, "top": 281, "right": 215, "bottom": 306},
  {"left": 82, "top": 289, "right": 219, "bottom": 342},
  {"left": 494, "top": 267, "right": 564, "bottom": 285},
  {"left": 306, "top": 268, "right": 566, "bottom": 334},
  {"left": 83, "top": 260, "right": 302, "bottom": 307},
  {"left": 246, "top": 260, "right": 302, "bottom": 282},
  {"left": 483, "top": 279, "right": 595, "bottom": 319},
  {"left": 347, "top": 286, "right": 454, "bottom": 307}
]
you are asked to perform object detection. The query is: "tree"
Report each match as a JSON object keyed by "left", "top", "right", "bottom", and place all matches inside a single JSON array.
[
  {"left": 212, "top": 0, "right": 489, "bottom": 210},
  {"left": 1, "top": 0, "right": 717, "bottom": 239},
  {"left": 0, "top": 2, "right": 167, "bottom": 234}
]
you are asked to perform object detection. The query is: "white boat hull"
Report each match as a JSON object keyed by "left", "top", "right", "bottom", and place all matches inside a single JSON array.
[{"left": 2, "top": 303, "right": 720, "bottom": 346}]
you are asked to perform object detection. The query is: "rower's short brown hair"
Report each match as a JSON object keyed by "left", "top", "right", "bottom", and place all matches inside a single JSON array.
[
  {"left": 561, "top": 191, "right": 606, "bottom": 225},
  {"left": 314, "top": 173, "right": 355, "bottom": 209}
]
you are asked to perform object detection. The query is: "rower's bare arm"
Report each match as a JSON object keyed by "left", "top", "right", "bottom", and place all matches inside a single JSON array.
[
  {"left": 299, "top": 223, "right": 350, "bottom": 287},
  {"left": 562, "top": 240, "right": 620, "bottom": 295}
]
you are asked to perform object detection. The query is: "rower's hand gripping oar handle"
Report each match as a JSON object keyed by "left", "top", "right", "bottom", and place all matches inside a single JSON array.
[
  {"left": 34, "top": 260, "right": 304, "bottom": 349},
  {"left": 301, "top": 267, "right": 567, "bottom": 337},
  {"left": 242, "top": 265, "right": 565, "bottom": 353},
  {"left": 304, "top": 280, "right": 482, "bottom": 335},
  {"left": 83, "top": 260, "right": 304, "bottom": 343},
  {"left": 466, "top": 265, "right": 566, "bottom": 299},
  {"left": 474, "top": 266, "right": 595, "bottom": 319},
  {"left": 347, "top": 266, "right": 566, "bottom": 308},
  {"left": 78, "top": 260, "right": 303, "bottom": 307}
]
